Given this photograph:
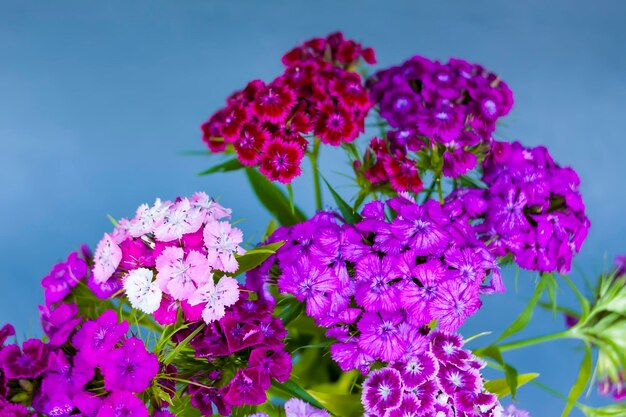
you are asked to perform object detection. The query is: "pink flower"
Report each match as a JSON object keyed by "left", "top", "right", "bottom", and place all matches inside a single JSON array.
[
  {"left": 154, "top": 198, "right": 204, "bottom": 242},
  {"left": 155, "top": 247, "right": 212, "bottom": 300},
  {"left": 203, "top": 221, "right": 245, "bottom": 273},
  {"left": 188, "top": 276, "right": 240, "bottom": 323},
  {"left": 92, "top": 233, "right": 122, "bottom": 284}
]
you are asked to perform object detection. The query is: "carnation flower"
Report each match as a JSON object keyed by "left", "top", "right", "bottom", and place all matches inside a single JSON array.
[
  {"left": 101, "top": 337, "right": 158, "bottom": 393},
  {"left": 203, "top": 221, "right": 245, "bottom": 272},
  {"left": 92, "top": 233, "right": 122, "bottom": 284},
  {"left": 96, "top": 391, "right": 149, "bottom": 417},
  {"left": 39, "top": 302, "right": 82, "bottom": 346},
  {"left": 0, "top": 339, "right": 48, "bottom": 379},
  {"left": 361, "top": 367, "right": 404, "bottom": 415},
  {"left": 72, "top": 310, "right": 128, "bottom": 366},
  {"left": 502, "top": 404, "right": 531, "bottom": 417},
  {"left": 41, "top": 251, "right": 87, "bottom": 306},
  {"left": 123, "top": 268, "right": 162, "bottom": 314},
  {"left": 155, "top": 247, "right": 211, "bottom": 300},
  {"left": 187, "top": 276, "right": 240, "bottom": 323}
]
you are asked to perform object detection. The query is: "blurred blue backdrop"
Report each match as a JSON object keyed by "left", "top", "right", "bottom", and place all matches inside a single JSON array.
[{"left": 1, "top": 1, "right": 625, "bottom": 415}]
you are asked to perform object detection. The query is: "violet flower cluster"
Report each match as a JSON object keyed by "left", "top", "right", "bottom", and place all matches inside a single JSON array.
[
  {"left": 249, "top": 194, "right": 502, "bottom": 374},
  {"left": 0, "top": 305, "right": 163, "bottom": 417},
  {"left": 359, "top": 55, "right": 513, "bottom": 194},
  {"left": 172, "top": 292, "right": 291, "bottom": 416},
  {"left": 92, "top": 192, "right": 244, "bottom": 324},
  {"left": 201, "top": 32, "right": 375, "bottom": 183},
  {"left": 446, "top": 141, "right": 590, "bottom": 274},
  {"left": 361, "top": 331, "right": 501, "bottom": 417}
]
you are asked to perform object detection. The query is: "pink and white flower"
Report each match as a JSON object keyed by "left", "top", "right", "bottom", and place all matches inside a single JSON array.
[
  {"left": 92, "top": 233, "right": 122, "bottom": 284},
  {"left": 155, "top": 247, "right": 211, "bottom": 300}
]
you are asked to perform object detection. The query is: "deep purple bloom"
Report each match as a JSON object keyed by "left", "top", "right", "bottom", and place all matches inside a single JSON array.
[
  {"left": 0, "top": 338, "right": 48, "bottom": 379},
  {"left": 101, "top": 337, "right": 158, "bottom": 393},
  {"left": 223, "top": 368, "right": 267, "bottom": 406},
  {"left": 358, "top": 312, "right": 405, "bottom": 362}
]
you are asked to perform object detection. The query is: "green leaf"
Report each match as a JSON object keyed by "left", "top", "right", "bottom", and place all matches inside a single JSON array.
[
  {"left": 170, "top": 395, "right": 202, "bottom": 417},
  {"left": 309, "top": 390, "right": 363, "bottom": 417},
  {"left": 163, "top": 323, "right": 205, "bottom": 365},
  {"left": 562, "top": 343, "right": 592, "bottom": 417},
  {"left": 476, "top": 345, "right": 519, "bottom": 398},
  {"left": 287, "top": 183, "right": 295, "bottom": 215},
  {"left": 560, "top": 274, "right": 591, "bottom": 321},
  {"left": 233, "top": 241, "right": 284, "bottom": 276},
  {"left": 198, "top": 157, "right": 243, "bottom": 176},
  {"left": 322, "top": 177, "right": 362, "bottom": 224},
  {"left": 484, "top": 373, "right": 539, "bottom": 398},
  {"left": 278, "top": 296, "right": 304, "bottom": 326},
  {"left": 245, "top": 167, "right": 306, "bottom": 226},
  {"left": 272, "top": 380, "right": 327, "bottom": 411},
  {"left": 497, "top": 273, "right": 552, "bottom": 342}
]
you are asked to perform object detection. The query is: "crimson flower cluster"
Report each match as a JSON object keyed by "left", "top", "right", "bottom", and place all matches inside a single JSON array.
[
  {"left": 201, "top": 33, "right": 375, "bottom": 183},
  {"left": 360, "top": 55, "right": 513, "bottom": 193},
  {"left": 248, "top": 195, "right": 502, "bottom": 374},
  {"left": 447, "top": 141, "right": 590, "bottom": 274},
  {"left": 362, "top": 331, "right": 500, "bottom": 417},
  {"left": 174, "top": 292, "right": 291, "bottom": 416},
  {"left": 0, "top": 301, "right": 164, "bottom": 417}
]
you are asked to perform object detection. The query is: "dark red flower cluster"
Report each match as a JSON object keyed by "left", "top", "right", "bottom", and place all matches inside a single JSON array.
[
  {"left": 201, "top": 33, "right": 375, "bottom": 184},
  {"left": 282, "top": 31, "right": 377, "bottom": 69}
]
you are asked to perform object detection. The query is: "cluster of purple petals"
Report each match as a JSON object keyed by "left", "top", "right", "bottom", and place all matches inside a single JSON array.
[
  {"left": 249, "top": 195, "right": 502, "bottom": 374},
  {"left": 599, "top": 372, "right": 626, "bottom": 401},
  {"left": 174, "top": 292, "right": 291, "bottom": 416},
  {"left": 0, "top": 306, "right": 162, "bottom": 417},
  {"left": 201, "top": 32, "right": 374, "bottom": 184},
  {"left": 362, "top": 55, "right": 513, "bottom": 189},
  {"left": 446, "top": 141, "right": 590, "bottom": 274},
  {"left": 361, "top": 331, "right": 501, "bottom": 417}
]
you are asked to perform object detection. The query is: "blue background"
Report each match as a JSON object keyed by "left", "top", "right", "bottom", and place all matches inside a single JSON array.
[{"left": 1, "top": 1, "right": 625, "bottom": 415}]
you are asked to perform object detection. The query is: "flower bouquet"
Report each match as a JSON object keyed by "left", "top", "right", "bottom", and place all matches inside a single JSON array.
[{"left": 1, "top": 32, "right": 624, "bottom": 417}]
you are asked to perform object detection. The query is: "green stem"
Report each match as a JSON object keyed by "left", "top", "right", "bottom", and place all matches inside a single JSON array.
[
  {"left": 309, "top": 139, "right": 323, "bottom": 211},
  {"left": 497, "top": 330, "right": 574, "bottom": 352},
  {"left": 436, "top": 176, "right": 444, "bottom": 204}
]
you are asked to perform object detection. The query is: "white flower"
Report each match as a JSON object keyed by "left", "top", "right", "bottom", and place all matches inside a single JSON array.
[
  {"left": 129, "top": 198, "right": 172, "bottom": 238},
  {"left": 123, "top": 268, "right": 162, "bottom": 314}
]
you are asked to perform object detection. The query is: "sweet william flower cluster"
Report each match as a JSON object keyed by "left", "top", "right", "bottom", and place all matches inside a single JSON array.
[
  {"left": 2, "top": 32, "right": 623, "bottom": 417},
  {"left": 92, "top": 192, "right": 244, "bottom": 323}
]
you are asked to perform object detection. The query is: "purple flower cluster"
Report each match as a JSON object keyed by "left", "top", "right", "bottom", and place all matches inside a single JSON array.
[
  {"left": 360, "top": 55, "right": 513, "bottom": 191},
  {"left": 251, "top": 398, "right": 330, "bottom": 417},
  {"left": 176, "top": 292, "right": 291, "bottom": 416},
  {"left": 250, "top": 195, "right": 502, "bottom": 373},
  {"left": 0, "top": 307, "right": 160, "bottom": 417},
  {"left": 447, "top": 141, "right": 590, "bottom": 274},
  {"left": 361, "top": 331, "right": 501, "bottom": 417}
]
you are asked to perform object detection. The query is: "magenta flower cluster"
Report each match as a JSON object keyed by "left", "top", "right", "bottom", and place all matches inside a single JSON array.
[
  {"left": 201, "top": 32, "right": 374, "bottom": 183},
  {"left": 0, "top": 304, "right": 163, "bottom": 417},
  {"left": 360, "top": 55, "right": 514, "bottom": 193},
  {"left": 447, "top": 141, "right": 590, "bottom": 274},
  {"left": 92, "top": 192, "right": 244, "bottom": 324},
  {"left": 250, "top": 195, "right": 502, "bottom": 374},
  {"left": 361, "top": 331, "right": 500, "bottom": 417},
  {"left": 175, "top": 293, "right": 291, "bottom": 416}
]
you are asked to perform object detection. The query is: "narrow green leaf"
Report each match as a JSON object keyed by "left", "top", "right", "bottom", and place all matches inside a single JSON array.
[
  {"left": 198, "top": 157, "right": 243, "bottom": 176},
  {"left": 245, "top": 167, "right": 306, "bottom": 226},
  {"left": 477, "top": 345, "right": 519, "bottom": 398},
  {"left": 562, "top": 343, "right": 592, "bottom": 417},
  {"left": 272, "top": 380, "right": 327, "bottom": 411},
  {"left": 484, "top": 373, "right": 539, "bottom": 398},
  {"left": 233, "top": 241, "right": 284, "bottom": 276},
  {"left": 278, "top": 297, "right": 304, "bottom": 326},
  {"left": 309, "top": 390, "right": 363, "bottom": 417},
  {"left": 560, "top": 274, "right": 591, "bottom": 321},
  {"left": 163, "top": 323, "right": 205, "bottom": 365},
  {"left": 322, "top": 177, "right": 362, "bottom": 224},
  {"left": 287, "top": 183, "right": 295, "bottom": 215},
  {"left": 497, "top": 273, "right": 552, "bottom": 342}
]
